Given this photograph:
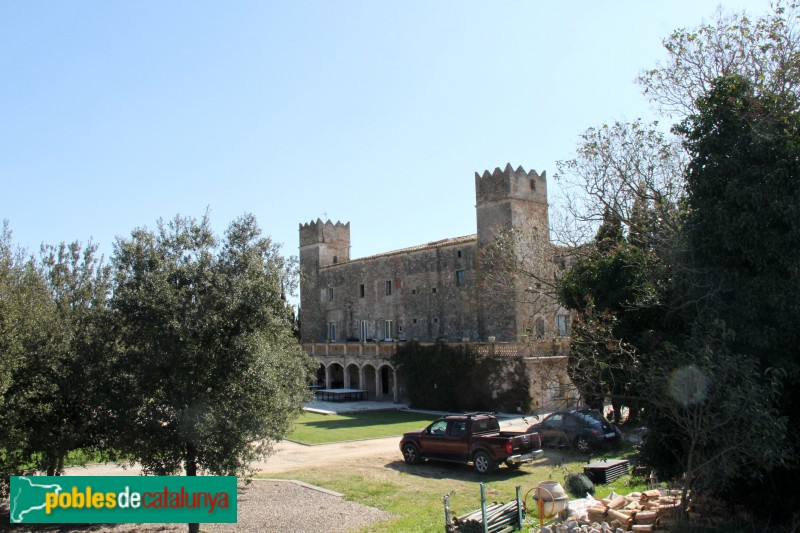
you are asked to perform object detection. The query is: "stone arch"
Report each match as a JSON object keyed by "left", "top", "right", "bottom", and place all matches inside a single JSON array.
[
  {"left": 328, "top": 362, "right": 344, "bottom": 389},
  {"left": 362, "top": 363, "right": 377, "bottom": 400},
  {"left": 315, "top": 364, "right": 326, "bottom": 386},
  {"left": 377, "top": 363, "right": 396, "bottom": 402},
  {"left": 345, "top": 363, "right": 360, "bottom": 389}
]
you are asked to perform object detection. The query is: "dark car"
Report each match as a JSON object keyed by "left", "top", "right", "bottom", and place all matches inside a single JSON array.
[{"left": 527, "top": 409, "right": 621, "bottom": 452}]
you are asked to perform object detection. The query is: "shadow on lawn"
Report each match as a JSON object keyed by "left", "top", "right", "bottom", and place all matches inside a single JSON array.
[
  {"left": 299, "top": 411, "right": 435, "bottom": 430},
  {"left": 384, "top": 457, "right": 531, "bottom": 483},
  {"left": 383, "top": 447, "right": 628, "bottom": 483}
]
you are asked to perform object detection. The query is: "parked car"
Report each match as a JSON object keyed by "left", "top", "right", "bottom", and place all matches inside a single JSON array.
[
  {"left": 527, "top": 409, "right": 621, "bottom": 452},
  {"left": 399, "top": 413, "right": 544, "bottom": 474}
]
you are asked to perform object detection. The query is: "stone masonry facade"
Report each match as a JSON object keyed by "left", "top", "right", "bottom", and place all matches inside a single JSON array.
[{"left": 299, "top": 164, "right": 570, "bottom": 344}]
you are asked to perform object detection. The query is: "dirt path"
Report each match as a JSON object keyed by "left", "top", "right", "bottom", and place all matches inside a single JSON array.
[
  {"left": 63, "top": 436, "right": 402, "bottom": 477},
  {"left": 63, "top": 415, "right": 535, "bottom": 477}
]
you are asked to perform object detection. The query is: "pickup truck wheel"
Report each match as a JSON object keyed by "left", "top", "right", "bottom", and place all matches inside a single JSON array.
[
  {"left": 473, "top": 451, "right": 496, "bottom": 475},
  {"left": 402, "top": 443, "right": 423, "bottom": 465}
]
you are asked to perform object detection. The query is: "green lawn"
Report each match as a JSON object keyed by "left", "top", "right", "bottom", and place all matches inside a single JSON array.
[
  {"left": 287, "top": 410, "right": 438, "bottom": 444},
  {"left": 266, "top": 445, "right": 647, "bottom": 532},
  {"left": 282, "top": 410, "right": 649, "bottom": 531}
]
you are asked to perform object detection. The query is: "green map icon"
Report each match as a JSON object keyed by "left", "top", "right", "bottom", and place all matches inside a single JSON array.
[{"left": 10, "top": 476, "right": 63, "bottom": 523}]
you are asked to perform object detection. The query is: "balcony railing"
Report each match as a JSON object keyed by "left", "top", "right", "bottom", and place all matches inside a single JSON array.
[{"left": 301, "top": 338, "right": 570, "bottom": 358}]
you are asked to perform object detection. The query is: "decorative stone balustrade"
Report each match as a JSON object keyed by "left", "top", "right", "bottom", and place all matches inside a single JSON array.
[{"left": 301, "top": 338, "right": 570, "bottom": 359}]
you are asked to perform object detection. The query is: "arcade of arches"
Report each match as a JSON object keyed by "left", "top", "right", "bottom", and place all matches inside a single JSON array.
[
  {"left": 316, "top": 361, "right": 402, "bottom": 402},
  {"left": 304, "top": 340, "right": 577, "bottom": 410}
]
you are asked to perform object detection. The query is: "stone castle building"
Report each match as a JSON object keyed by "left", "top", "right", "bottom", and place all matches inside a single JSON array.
[{"left": 299, "top": 164, "right": 570, "bottom": 344}]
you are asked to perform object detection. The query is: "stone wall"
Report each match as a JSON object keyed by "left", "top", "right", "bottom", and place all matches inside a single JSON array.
[
  {"left": 299, "top": 164, "right": 567, "bottom": 343},
  {"left": 304, "top": 235, "right": 480, "bottom": 343}
]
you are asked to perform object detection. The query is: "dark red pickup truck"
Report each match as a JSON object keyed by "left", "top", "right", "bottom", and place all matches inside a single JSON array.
[{"left": 399, "top": 413, "right": 544, "bottom": 474}]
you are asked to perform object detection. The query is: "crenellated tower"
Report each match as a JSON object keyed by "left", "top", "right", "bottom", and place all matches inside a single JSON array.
[
  {"left": 475, "top": 164, "right": 551, "bottom": 340},
  {"left": 475, "top": 163, "right": 548, "bottom": 246},
  {"left": 299, "top": 219, "right": 351, "bottom": 341}
]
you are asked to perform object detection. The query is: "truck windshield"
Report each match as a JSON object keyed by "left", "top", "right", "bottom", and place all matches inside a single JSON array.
[{"left": 472, "top": 418, "right": 500, "bottom": 433}]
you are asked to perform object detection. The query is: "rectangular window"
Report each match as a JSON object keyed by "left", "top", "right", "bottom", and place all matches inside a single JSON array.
[
  {"left": 535, "top": 318, "right": 545, "bottom": 338},
  {"left": 359, "top": 284, "right": 365, "bottom": 298},
  {"left": 385, "top": 280, "right": 392, "bottom": 296},
  {"left": 327, "top": 287, "right": 334, "bottom": 301},
  {"left": 455, "top": 269, "right": 465, "bottom": 286},
  {"left": 328, "top": 322, "right": 337, "bottom": 342},
  {"left": 384, "top": 320, "right": 393, "bottom": 340},
  {"left": 360, "top": 320, "right": 369, "bottom": 342},
  {"left": 556, "top": 314, "right": 570, "bottom": 336},
  {"left": 457, "top": 250, "right": 462, "bottom": 258}
]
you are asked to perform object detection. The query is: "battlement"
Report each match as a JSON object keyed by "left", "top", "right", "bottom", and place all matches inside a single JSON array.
[
  {"left": 299, "top": 219, "right": 351, "bottom": 247},
  {"left": 475, "top": 163, "right": 547, "bottom": 204}
]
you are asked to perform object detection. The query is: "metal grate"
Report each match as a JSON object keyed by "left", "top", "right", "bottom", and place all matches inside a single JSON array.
[{"left": 583, "top": 459, "right": 629, "bottom": 484}]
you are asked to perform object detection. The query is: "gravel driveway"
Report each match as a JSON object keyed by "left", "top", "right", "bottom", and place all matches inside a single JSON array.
[{"left": 1, "top": 438, "right": 401, "bottom": 533}]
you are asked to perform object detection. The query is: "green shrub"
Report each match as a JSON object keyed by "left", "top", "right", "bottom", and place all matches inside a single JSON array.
[
  {"left": 393, "top": 342, "right": 530, "bottom": 412},
  {"left": 564, "top": 472, "right": 595, "bottom": 497}
]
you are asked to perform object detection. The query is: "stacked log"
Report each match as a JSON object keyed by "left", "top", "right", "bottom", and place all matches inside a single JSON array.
[
  {"left": 560, "top": 488, "right": 681, "bottom": 532},
  {"left": 450, "top": 499, "right": 525, "bottom": 533}
]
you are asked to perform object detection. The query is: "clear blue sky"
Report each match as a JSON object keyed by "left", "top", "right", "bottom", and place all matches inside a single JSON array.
[{"left": 1, "top": 1, "right": 771, "bottom": 274}]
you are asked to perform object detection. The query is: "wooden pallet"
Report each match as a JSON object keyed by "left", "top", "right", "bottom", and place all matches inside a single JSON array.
[{"left": 583, "top": 459, "right": 629, "bottom": 484}]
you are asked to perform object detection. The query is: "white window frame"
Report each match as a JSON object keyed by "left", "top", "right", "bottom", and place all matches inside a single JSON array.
[
  {"left": 384, "top": 320, "right": 393, "bottom": 341},
  {"left": 556, "top": 314, "right": 569, "bottom": 337},
  {"left": 360, "top": 320, "right": 369, "bottom": 342},
  {"left": 328, "top": 322, "right": 336, "bottom": 342}
]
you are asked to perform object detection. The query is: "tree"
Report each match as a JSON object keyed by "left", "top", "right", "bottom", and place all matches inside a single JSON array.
[
  {"left": 0, "top": 224, "right": 56, "bottom": 496},
  {"left": 555, "top": 119, "right": 685, "bottom": 245},
  {"left": 677, "top": 75, "right": 800, "bottom": 371},
  {"left": 551, "top": 4, "right": 800, "bottom": 524},
  {"left": 111, "top": 213, "right": 314, "bottom": 532},
  {"left": 558, "top": 208, "right": 672, "bottom": 421},
  {"left": 638, "top": 2, "right": 800, "bottom": 118},
  {"left": 0, "top": 226, "right": 112, "bottom": 493},
  {"left": 673, "top": 74, "right": 800, "bottom": 518},
  {"left": 41, "top": 242, "right": 112, "bottom": 473},
  {"left": 637, "top": 321, "right": 789, "bottom": 519}
]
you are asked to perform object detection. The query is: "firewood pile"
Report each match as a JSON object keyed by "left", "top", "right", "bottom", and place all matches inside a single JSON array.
[{"left": 544, "top": 488, "right": 682, "bottom": 533}]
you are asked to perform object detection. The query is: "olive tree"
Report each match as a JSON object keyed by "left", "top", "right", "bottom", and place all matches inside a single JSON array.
[
  {"left": 0, "top": 226, "right": 112, "bottom": 492},
  {"left": 111, "top": 213, "right": 314, "bottom": 532}
]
